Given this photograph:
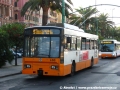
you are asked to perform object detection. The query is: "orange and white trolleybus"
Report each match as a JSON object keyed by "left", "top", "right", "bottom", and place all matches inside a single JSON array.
[
  {"left": 99, "top": 39, "right": 120, "bottom": 58},
  {"left": 22, "top": 23, "right": 99, "bottom": 76}
]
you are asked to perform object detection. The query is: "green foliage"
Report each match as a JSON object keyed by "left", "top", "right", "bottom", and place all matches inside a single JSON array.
[
  {"left": 4, "top": 23, "right": 25, "bottom": 48},
  {"left": 0, "top": 23, "right": 25, "bottom": 68},
  {"left": 0, "top": 28, "right": 14, "bottom": 67}
]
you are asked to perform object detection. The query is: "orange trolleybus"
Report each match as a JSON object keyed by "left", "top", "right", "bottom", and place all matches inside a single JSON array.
[
  {"left": 22, "top": 23, "right": 99, "bottom": 76},
  {"left": 99, "top": 39, "right": 120, "bottom": 58}
]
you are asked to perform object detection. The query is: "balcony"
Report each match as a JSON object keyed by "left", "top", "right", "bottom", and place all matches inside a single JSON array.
[
  {"left": 0, "top": 0, "right": 10, "bottom": 5},
  {"left": 14, "top": 19, "right": 19, "bottom": 22},
  {"left": 9, "top": 17, "right": 13, "bottom": 20},
  {"left": 14, "top": 7, "right": 20, "bottom": 11}
]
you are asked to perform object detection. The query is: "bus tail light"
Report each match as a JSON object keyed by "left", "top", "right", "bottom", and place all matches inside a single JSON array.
[
  {"left": 51, "top": 65, "right": 58, "bottom": 70},
  {"left": 24, "top": 64, "right": 31, "bottom": 68}
]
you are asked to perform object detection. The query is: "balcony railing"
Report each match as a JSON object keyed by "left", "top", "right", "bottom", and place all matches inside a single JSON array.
[
  {"left": 0, "top": 0, "right": 10, "bottom": 5},
  {"left": 14, "top": 7, "right": 20, "bottom": 11},
  {"left": 14, "top": 19, "right": 19, "bottom": 22},
  {"left": 9, "top": 17, "right": 13, "bottom": 20}
]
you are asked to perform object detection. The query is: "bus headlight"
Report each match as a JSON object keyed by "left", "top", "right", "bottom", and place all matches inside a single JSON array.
[
  {"left": 51, "top": 65, "right": 58, "bottom": 70},
  {"left": 24, "top": 64, "right": 31, "bottom": 68},
  {"left": 99, "top": 52, "right": 101, "bottom": 56}
]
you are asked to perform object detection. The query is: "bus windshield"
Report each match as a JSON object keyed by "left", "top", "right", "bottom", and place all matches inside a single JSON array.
[
  {"left": 24, "top": 36, "right": 60, "bottom": 58},
  {"left": 100, "top": 44, "right": 115, "bottom": 52}
]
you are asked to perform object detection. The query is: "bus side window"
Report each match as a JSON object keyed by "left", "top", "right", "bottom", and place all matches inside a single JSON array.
[
  {"left": 116, "top": 44, "right": 119, "bottom": 50},
  {"left": 71, "top": 36, "right": 77, "bottom": 50},
  {"left": 115, "top": 44, "right": 117, "bottom": 50},
  {"left": 94, "top": 40, "right": 98, "bottom": 49},
  {"left": 86, "top": 39, "right": 90, "bottom": 50},
  {"left": 77, "top": 37, "right": 81, "bottom": 50},
  {"left": 67, "top": 37, "right": 71, "bottom": 50},
  {"left": 64, "top": 36, "right": 71, "bottom": 50},
  {"left": 91, "top": 40, "right": 98, "bottom": 49},
  {"left": 91, "top": 40, "right": 94, "bottom": 49},
  {"left": 81, "top": 38, "right": 86, "bottom": 50},
  {"left": 67, "top": 37, "right": 71, "bottom": 43},
  {"left": 118, "top": 44, "right": 120, "bottom": 50}
]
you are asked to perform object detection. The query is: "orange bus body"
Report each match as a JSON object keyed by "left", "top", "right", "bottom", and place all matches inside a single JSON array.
[{"left": 22, "top": 57, "right": 98, "bottom": 76}]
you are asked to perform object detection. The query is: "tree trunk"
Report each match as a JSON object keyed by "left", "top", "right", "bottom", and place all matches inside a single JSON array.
[{"left": 42, "top": 7, "right": 49, "bottom": 26}]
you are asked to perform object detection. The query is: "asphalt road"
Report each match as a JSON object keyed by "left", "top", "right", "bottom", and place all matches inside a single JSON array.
[{"left": 0, "top": 57, "right": 120, "bottom": 90}]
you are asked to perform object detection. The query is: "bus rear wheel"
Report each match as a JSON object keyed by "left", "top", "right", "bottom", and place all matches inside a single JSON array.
[
  {"left": 90, "top": 58, "right": 94, "bottom": 68},
  {"left": 70, "top": 63, "right": 75, "bottom": 76}
]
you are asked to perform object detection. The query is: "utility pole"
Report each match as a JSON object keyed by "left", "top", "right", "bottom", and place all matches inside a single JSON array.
[
  {"left": 112, "top": 8, "right": 115, "bottom": 39},
  {"left": 62, "top": 0, "right": 65, "bottom": 23},
  {"left": 96, "top": 19, "right": 98, "bottom": 35}
]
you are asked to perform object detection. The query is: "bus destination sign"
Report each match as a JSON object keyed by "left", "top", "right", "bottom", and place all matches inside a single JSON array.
[
  {"left": 33, "top": 29, "right": 53, "bottom": 34},
  {"left": 101, "top": 41, "right": 113, "bottom": 44}
]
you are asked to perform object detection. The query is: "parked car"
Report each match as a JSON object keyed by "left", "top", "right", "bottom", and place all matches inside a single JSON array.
[
  {"left": 10, "top": 49, "right": 22, "bottom": 58},
  {"left": 12, "top": 51, "right": 22, "bottom": 58}
]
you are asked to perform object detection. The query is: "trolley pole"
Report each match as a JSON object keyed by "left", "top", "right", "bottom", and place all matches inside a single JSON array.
[{"left": 62, "top": 0, "right": 65, "bottom": 23}]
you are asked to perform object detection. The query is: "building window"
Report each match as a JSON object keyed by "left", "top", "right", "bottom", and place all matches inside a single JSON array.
[
  {"left": 25, "top": 15, "right": 27, "bottom": 20},
  {"left": 14, "top": 2, "right": 17, "bottom": 7},
  {"left": 15, "top": 14, "right": 17, "bottom": 20}
]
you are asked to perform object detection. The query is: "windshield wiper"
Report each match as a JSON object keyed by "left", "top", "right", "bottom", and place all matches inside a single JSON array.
[{"left": 38, "top": 54, "right": 49, "bottom": 56}]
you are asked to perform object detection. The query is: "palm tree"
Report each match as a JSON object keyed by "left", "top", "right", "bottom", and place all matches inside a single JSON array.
[
  {"left": 115, "top": 27, "right": 120, "bottom": 40},
  {"left": 69, "top": 7, "right": 98, "bottom": 30},
  {"left": 97, "top": 13, "right": 114, "bottom": 38},
  {"left": 21, "top": 0, "right": 73, "bottom": 26}
]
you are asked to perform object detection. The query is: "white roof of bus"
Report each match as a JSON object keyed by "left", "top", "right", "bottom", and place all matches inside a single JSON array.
[
  {"left": 25, "top": 25, "right": 62, "bottom": 29},
  {"left": 64, "top": 28, "right": 98, "bottom": 40},
  {"left": 25, "top": 23, "right": 98, "bottom": 40},
  {"left": 25, "top": 23, "right": 85, "bottom": 33},
  {"left": 46, "top": 23, "right": 84, "bottom": 32}
]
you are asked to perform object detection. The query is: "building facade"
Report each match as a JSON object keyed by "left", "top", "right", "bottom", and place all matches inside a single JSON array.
[
  {"left": 0, "top": 0, "right": 15, "bottom": 26},
  {"left": 15, "top": 0, "right": 41, "bottom": 26},
  {"left": 0, "top": 0, "right": 62, "bottom": 27},
  {"left": 15, "top": 0, "right": 62, "bottom": 26}
]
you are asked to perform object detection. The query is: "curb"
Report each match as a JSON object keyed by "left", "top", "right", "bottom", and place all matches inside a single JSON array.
[{"left": 0, "top": 71, "right": 22, "bottom": 78}]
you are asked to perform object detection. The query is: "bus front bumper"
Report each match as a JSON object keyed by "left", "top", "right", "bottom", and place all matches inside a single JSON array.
[{"left": 101, "top": 54, "right": 116, "bottom": 58}]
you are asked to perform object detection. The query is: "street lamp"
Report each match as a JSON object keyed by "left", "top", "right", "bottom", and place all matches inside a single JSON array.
[
  {"left": 112, "top": 25, "right": 115, "bottom": 39},
  {"left": 112, "top": 8, "right": 115, "bottom": 20},
  {"left": 95, "top": 19, "right": 98, "bottom": 35},
  {"left": 112, "top": 8, "right": 115, "bottom": 39}
]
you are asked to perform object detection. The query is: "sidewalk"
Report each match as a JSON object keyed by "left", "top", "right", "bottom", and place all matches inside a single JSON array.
[{"left": 0, "top": 58, "right": 22, "bottom": 78}]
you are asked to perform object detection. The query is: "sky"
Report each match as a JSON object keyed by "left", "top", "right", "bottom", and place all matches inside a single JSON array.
[{"left": 71, "top": 0, "right": 120, "bottom": 26}]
